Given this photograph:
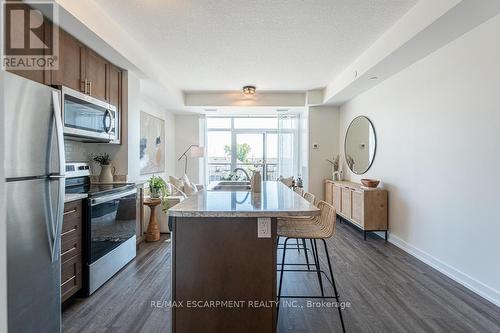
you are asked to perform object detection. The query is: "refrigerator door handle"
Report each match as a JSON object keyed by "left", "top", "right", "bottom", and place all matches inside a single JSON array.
[
  {"left": 48, "top": 174, "right": 65, "bottom": 179},
  {"left": 50, "top": 91, "right": 66, "bottom": 262}
]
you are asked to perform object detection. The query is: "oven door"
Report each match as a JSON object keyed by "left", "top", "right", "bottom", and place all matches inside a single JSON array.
[
  {"left": 88, "top": 188, "right": 137, "bottom": 264},
  {"left": 62, "top": 86, "right": 117, "bottom": 142}
]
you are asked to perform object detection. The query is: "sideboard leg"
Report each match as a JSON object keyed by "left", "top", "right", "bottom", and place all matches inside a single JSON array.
[{"left": 363, "top": 231, "right": 367, "bottom": 240}]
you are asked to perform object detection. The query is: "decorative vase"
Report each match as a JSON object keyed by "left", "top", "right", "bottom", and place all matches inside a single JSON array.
[
  {"left": 150, "top": 187, "right": 161, "bottom": 199},
  {"left": 251, "top": 170, "right": 262, "bottom": 193},
  {"left": 99, "top": 164, "right": 115, "bottom": 183}
]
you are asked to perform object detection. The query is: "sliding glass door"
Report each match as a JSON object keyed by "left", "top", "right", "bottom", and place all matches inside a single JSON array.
[{"left": 206, "top": 117, "right": 297, "bottom": 183}]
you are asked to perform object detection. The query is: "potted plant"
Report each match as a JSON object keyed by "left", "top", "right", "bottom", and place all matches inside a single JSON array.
[
  {"left": 148, "top": 175, "right": 171, "bottom": 212},
  {"left": 327, "top": 154, "right": 340, "bottom": 181},
  {"left": 149, "top": 175, "right": 165, "bottom": 199},
  {"left": 90, "top": 153, "right": 114, "bottom": 183}
]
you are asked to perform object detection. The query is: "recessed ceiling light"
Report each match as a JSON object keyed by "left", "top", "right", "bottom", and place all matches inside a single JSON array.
[
  {"left": 204, "top": 108, "right": 217, "bottom": 112},
  {"left": 242, "top": 85, "right": 256, "bottom": 95}
]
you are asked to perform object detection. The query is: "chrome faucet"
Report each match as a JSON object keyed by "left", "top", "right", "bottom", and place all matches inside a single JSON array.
[{"left": 233, "top": 168, "right": 251, "bottom": 181}]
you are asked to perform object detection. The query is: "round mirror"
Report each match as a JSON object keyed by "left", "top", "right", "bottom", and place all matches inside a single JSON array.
[{"left": 344, "top": 116, "right": 377, "bottom": 174}]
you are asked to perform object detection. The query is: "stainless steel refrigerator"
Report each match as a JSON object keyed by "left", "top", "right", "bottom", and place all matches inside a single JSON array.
[{"left": 4, "top": 71, "right": 65, "bottom": 332}]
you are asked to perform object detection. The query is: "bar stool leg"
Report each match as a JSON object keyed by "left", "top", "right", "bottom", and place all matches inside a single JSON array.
[
  {"left": 302, "top": 238, "right": 310, "bottom": 270},
  {"left": 309, "top": 239, "right": 324, "bottom": 294},
  {"left": 309, "top": 238, "right": 316, "bottom": 261},
  {"left": 322, "top": 239, "right": 345, "bottom": 333},
  {"left": 296, "top": 238, "right": 301, "bottom": 253},
  {"left": 277, "top": 237, "right": 289, "bottom": 319},
  {"left": 313, "top": 239, "right": 325, "bottom": 297}
]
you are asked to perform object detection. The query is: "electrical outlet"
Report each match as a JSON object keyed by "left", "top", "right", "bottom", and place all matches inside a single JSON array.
[{"left": 257, "top": 218, "right": 271, "bottom": 238}]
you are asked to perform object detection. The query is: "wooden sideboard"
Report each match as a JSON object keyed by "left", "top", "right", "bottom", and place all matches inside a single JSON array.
[{"left": 325, "top": 180, "right": 388, "bottom": 240}]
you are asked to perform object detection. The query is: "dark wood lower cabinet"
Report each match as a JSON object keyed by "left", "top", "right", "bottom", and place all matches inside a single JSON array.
[
  {"left": 172, "top": 217, "right": 277, "bottom": 333},
  {"left": 61, "top": 200, "right": 83, "bottom": 303}
]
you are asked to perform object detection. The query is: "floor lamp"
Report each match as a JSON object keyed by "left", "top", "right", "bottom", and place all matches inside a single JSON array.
[{"left": 177, "top": 145, "right": 205, "bottom": 174}]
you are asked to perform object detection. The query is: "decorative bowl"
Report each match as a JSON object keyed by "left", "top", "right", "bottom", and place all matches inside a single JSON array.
[{"left": 361, "top": 179, "right": 380, "bottom": 188}]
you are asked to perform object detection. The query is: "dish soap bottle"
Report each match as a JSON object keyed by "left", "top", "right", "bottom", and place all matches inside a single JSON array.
[{"left": 251, "top": 170, "right": 262, "bottom": 193}]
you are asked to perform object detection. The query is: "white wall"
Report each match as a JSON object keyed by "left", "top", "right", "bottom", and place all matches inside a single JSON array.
[
  {"left": 308, "top": 106, "right": 340, "bottom": 200},
  {"left": 338, "top": 14, "right": 500, "bottom": 306},
  {"left": 174, "top": 115, "right": 204, "bottom": 184},
  {"left": 0, "top": 70, "right": 8, "bottom": 333},
  {"left": 134, "top": 94, "right": 176, "bottom": 181}
]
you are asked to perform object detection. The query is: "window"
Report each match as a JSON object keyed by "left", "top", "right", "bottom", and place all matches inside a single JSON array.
[{"left": 206, "top": 116, "right": 298, "bottom": 183}]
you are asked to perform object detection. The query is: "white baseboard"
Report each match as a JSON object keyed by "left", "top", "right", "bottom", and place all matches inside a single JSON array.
[{"left": 387, "top": 233, "right": 500, "bottom": 308}]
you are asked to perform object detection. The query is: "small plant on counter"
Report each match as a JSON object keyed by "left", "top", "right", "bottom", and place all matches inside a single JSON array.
[
  {"left": 326, "top": 154, "right": 340, "bottom": 172},
  {"left": 90, "top": 152, "right": 112, "bottom": 166},
  {"left": 327, "top": 154, "right": 340, "bottom": 181},
  {"left": 148, "top": 175, "right": 171, "bottom": 213},
  {"left": 89, "top": 153, "right": 115, "bottom": 183}
]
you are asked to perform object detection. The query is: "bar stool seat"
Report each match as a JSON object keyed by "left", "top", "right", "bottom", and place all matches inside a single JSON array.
[{"left": 278, "top": 220, "right": 328, "bottom": 239}]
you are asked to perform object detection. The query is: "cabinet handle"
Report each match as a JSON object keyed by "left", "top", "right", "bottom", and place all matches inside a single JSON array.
[
  {"left": 81, "top": 80, "right": 87, "bottom": 93},
  {"left": 61, "top": 275, "right": 76, "bottom": 286},
  {"left": 61, "top": 227, "right": 77, "bottom": 237},
  {"left": 88, "top": 81, "right": 92, "bottom": 95},
  {"left": 61, "top": 246, "right": 77, "bottom": 257},
  {"left": 63, "top": 208, "right": 77, "bottom": 216}
]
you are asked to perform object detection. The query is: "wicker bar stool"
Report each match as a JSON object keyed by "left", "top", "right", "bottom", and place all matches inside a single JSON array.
[
  {"left": 278, "top": 189, "right": 316, "bottom": 269},
  {"left": 294, "top": 187, "right": 304, "bottom": 196},
  {"left": 278, "top": 191, "right": 316, "bottom": 265},
  {"left": 303, "top": 192, "right": 315, "bottom": 205},
  {"left": 276, "top": 201, "right": 345, "bottom": 332}
]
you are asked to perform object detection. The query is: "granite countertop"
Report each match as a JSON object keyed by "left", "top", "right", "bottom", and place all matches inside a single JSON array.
[
  {"left": 64, "top": 193, "right": 88, "bottom": 203},
  {"left": 168, "top": 181, "right": 320, "bottom": 218}
]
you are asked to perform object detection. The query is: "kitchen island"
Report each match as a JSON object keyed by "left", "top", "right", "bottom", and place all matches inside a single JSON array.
[{"left": 168, "top": 181, "right": 319, "bottom": 333}]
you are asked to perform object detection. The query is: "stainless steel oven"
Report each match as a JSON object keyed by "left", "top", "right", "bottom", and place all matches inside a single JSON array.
[
  {"left": 62, "top": 86, "right": 118, "bottom": 142},
  {"left": 86, "top": 186, "right": 137, "bottom": 295},
  {"left": 66, "top": 163, "right": 137, "bottom": 295}
]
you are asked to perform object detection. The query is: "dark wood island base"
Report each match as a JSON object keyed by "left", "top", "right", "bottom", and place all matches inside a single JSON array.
[{"left": 171, "top": 217, "right": 278, "bottom": 333}]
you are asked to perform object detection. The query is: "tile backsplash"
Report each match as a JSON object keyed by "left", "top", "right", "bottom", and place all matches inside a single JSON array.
[{"left": 64, "top": 140, "right": 98, "bottom": 162}]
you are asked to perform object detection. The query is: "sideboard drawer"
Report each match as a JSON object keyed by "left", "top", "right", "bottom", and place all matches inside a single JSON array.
[
  {"left": 333, "top": 185, "right": 342, "bottom": 212},
  {"left": 351, "top": 191, "right": 364, "bottom": 225},
  {"left": 341, "top": 188, "right": 352, "bottom": 218}
]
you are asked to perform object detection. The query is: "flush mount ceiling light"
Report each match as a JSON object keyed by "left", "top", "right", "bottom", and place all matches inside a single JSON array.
[{"left": 242, "top": 85, "right": 256, "bottom": 95}]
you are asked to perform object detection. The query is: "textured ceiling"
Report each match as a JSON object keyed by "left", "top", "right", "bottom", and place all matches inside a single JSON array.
[{"left": 95, "top": 0, "right": 417, "bottom": 91}]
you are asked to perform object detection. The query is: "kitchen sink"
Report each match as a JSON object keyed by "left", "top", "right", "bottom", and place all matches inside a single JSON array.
[
  {"left": 217, "top": 181, "right": 251, "bottom": 186},
  {"left": 209, "top": 181, "right": 252, "bottom": 191}
]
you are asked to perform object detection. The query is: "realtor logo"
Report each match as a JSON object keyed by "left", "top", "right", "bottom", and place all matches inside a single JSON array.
[{"left": 1, "top": 0, "right": 59, "bottom": 70}]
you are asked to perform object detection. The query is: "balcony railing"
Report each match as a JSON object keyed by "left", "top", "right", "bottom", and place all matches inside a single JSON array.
[{"left": 208, "top": 163, "right": 279, "bottom": 182}]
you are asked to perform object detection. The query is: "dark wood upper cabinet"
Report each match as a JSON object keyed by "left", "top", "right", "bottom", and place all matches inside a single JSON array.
[
  {"left": 51, "top": 29, "right": 86, "bottom": 92},
  {"left": 85, "top": 49, "right": 109, "bottom": 101},
  {"left": 108, "top": 64, "right": 122, "bottom": 109}
]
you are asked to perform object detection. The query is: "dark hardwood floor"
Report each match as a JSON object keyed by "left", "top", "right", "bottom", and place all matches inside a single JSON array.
[{"left": 62, "top": 224, "right": 500, "bottom": 332}]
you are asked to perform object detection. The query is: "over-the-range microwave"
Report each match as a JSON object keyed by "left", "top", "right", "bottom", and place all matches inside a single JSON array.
[{"left": 61, "top": 86, "right": 119, "bottom": 143}]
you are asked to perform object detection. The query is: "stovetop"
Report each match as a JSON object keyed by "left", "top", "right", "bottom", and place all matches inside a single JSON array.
[
  {"left": 66, "top": 183, "right": 136, "bottom": 197},
  {"left": 65, "top": 162, "right": 135, "bottom": 197}
]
